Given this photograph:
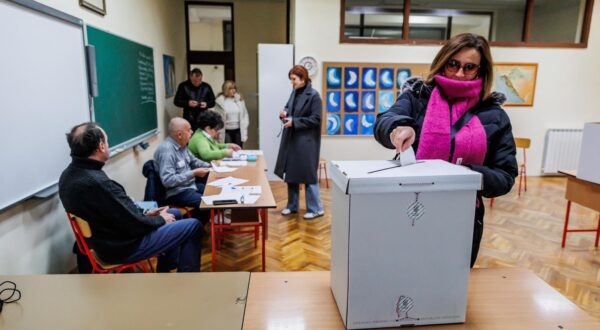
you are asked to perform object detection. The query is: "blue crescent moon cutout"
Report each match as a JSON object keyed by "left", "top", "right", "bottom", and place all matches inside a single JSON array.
[
  {"left": 397, "top": 68, "right": 411, "bottom": 89},
  {"left": 344, "top": 114, "right": 358, "bottom": 135},
  {"left": 344, "top": 91, "right": 358, "bottom": 112},
  {"left": 362, "top": 67, "right": 376, "bottom": 89},
  {"left": 344, "top": 67, "right": 358, "bottom": 88},
  {"left": 326, "top": 91, "right": 340, "bottom": 112},
  {"left": 362, "top": 91, "right": 375, "bottom": 112},
  {"left": 360, "top": 114, "right": 375, "bottom": 135},
  {"left": 379, "top": 68, "right": 394, "bottom": 89},
  {"left": 326, "top": 67, "right": 341, "bottom": 88},
  {"left": 378, "top": 91, "right": 394, "bottom": 113},
  {"left": 327, "top": 114, "right": 340, "bottom": 135}
]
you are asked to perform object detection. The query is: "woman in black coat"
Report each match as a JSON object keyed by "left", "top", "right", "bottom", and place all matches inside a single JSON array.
[
  {"left": 274, "top": 65, "right": 324, "bottom": 220},
  {"left": 374, "top": 33, "right": 518, "bottom": 267}
]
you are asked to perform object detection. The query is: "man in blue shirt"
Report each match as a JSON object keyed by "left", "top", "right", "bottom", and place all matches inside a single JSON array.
[{"left": 154, "top": 117, "right": 211, "bottom": 222}]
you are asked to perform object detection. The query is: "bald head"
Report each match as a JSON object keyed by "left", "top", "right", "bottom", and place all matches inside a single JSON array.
[{"left": 168, "top": 117, "right": 193, "bottom": 146}]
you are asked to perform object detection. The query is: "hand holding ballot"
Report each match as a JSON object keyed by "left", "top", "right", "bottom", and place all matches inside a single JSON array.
[{"left": 390, "top": 126, "right": 416, "bottom": 153}]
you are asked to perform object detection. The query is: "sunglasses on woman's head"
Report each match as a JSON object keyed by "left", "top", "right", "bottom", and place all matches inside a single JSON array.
[{"left": 445, "top": 59, "right": 480, "bottom": 75}]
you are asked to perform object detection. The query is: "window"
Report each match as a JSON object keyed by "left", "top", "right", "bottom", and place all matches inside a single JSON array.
[{"left": 341, "top": 0, "right": 593, "bottom": 47}]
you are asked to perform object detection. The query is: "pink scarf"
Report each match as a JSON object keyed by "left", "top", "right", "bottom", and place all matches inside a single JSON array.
[{"left": 415, "top": 74, "right": 487, "bottom": 165}]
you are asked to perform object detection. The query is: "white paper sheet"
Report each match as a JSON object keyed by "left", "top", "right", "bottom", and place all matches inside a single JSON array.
[
  {"left": 221, "top": 185, "right": 262, "bottom": 195},
  {"left": 211, "top": 165, "right": 237, "bottom": 173},
  {"left": 220, "top": 160, "right": 248, "bottom": 167},
  {"left": 399, "top": 147, "right": 417, "bottom": 166},
  {"left": 207, "top": 176, "right": 249, "bottom": 187},
  {"left": 201, "top": 192, "right": 260, "bottom": 205}
]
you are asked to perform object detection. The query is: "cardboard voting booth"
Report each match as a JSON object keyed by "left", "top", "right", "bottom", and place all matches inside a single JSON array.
[
  {"left": 330, "top": 160, "right": 482, "bottom": 329},
  {"left": 577, "top": 123, "right": 600, "bottom": 184}
]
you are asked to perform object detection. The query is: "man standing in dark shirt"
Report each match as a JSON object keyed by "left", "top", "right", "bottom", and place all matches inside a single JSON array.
[
  {"left": 174, "top": 68, "right": 216, "bottom": 131},
  {"left": 58, "top": 122, "right": 203, "bottom": 272}
]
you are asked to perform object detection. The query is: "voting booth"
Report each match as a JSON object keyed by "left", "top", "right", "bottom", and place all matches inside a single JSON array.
[{"left": 330, "top": 160, "right": 482, "bottom": 329}]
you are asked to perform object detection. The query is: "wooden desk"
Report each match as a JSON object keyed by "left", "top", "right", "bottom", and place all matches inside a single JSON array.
[
  {"left": 243, "top": 269, "right": 600, "bottom": 329},
  {"left": 0, "top": 272, "right": 249, "bottom": 330},
  {"left": 558, "top": 170, "right": 600, "bottom": 247},
  {"left": 200, "top": 155, "right": 276, "bottom": 271}
]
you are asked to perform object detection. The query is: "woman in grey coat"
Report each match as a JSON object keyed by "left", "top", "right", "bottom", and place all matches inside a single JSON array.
[{"left": 274, "top": 65, "right": 324, "bottom": 220}]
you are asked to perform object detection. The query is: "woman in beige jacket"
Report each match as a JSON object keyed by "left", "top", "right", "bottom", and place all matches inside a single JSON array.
[{"left": 214, "top": 80, "right": 249, "bottom": 147}]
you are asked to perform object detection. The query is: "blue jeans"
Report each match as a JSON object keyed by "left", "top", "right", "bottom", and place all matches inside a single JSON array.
[
  {"left": 286, "top": 182, "right": 323, "bottom": 213},
  {"left": 119, "top": 218, "right": 203, "bottom": 272},
  {"left": 165, "top": 181, "right": 209, "bottom": 224}
]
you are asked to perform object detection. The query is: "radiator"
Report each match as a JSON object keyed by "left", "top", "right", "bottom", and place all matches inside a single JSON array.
[{"left": 541, "top": 129, "right": 583, "bottom": 175}]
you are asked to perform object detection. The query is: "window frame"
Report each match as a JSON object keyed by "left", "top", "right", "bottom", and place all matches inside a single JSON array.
[{"left": 339, "top": 0, "right": 595, "bottom": 48}]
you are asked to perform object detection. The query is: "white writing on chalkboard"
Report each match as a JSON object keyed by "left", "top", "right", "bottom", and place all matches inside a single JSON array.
[{"left": 138, "top": 51, "right": 155, "bottom": 104}]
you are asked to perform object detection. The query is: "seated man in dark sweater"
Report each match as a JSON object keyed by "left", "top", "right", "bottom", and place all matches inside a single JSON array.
[{"left": 59, "top": 122, "right": 203, "bottom": 272}]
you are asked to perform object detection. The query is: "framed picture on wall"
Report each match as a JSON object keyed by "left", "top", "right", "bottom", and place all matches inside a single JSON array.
[
  {"left": 79, "top": 0, "right": 106, "bottom": 16},
  {"left": 163, "top": 54, "right": 176, "bottom": 98},
  {"left": 492, "top": 63, "right": 538, "bottom": 106}
]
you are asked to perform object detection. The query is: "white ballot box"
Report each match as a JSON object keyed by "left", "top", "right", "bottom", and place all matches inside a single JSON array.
[
  {"left": 330, "top": 160, "right": 482, "bottom": 329},
  {"left": 577, "top": 123, "right": 600, "bottom": 184}
]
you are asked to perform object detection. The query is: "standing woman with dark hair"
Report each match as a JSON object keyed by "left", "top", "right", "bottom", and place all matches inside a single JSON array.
[
  {"left": 374, "top": 33, "right": 518, "bottom": 267},
  {"left": 274, "top": 65, "right": 324, "bottom": 220}
]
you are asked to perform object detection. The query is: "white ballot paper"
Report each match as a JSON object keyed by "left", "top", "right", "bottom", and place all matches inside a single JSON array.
[
  {"left": 235, "top": 150, "right": 263, "bottom": 156},
  {"left": 207, "top": 176, "right": 249, "bottom": 187},
  {"left": 398, "top": 146, "right": 417, "bottom": 166}
]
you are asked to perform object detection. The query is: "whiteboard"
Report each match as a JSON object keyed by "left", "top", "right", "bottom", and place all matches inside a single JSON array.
[
  {"left": 257, "top": 44, "right": 294, "bottom": 180},
  {"left": 0, "top": 0, "right": 90, "bottom": 210}
]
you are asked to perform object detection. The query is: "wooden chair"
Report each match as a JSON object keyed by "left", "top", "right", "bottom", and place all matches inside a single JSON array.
[
  {"left": 318, "top": 158, "right": 329, "bottom": 188},
  {"left": 490, "top": 137, "right": 530, "bottom": 207},
  {"left": 66, "top": 212, "right": 155, "bottom": 273},
  {"left": 210, "top": 209, "right": 265, "bottom": 272}
]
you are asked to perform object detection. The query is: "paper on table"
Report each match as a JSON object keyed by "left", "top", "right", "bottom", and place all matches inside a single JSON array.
[
  {"left": 221, "top": 185, "right": 262, "bottom": 195},
  {"left": 207, "top": 176, "right": 249, "bottom": 187},
  {"left": 212, "top": 165, "right": 237, "bottom": 173},
  {"left": 201, "top": 192, "right": 260, "bottom": 205},
  {"left": 235, "top": 150, "right": 263, "bottom": 156},
  {"left": 220, "top": 160, "right": 248, "bottom": 167},
  {"left": 399, "top": 146, "right": 417, "bottom": 166}
]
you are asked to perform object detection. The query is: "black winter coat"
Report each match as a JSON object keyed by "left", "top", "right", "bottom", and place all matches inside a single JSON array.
[
  {"left": 59, "top": 157, "right": 164, "bottom": 263},
  {"left": 374, "top": 78, "right": 518, "bottom": 199},
  {"left": 174, "top": 80, "right": 216, "bottom": 130},
  {"left": 274, "top": 83, "right": 322, "bottom": 184}
]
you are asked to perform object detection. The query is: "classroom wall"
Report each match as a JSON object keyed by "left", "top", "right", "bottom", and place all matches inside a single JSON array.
[
  {"left": 292, "top": 0, "right": 600, "bottom": 175},
  {"left": 0, "top": 0, "right": 187, "bottom": 274}
]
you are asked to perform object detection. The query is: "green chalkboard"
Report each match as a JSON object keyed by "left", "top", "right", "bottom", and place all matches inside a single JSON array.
[{"left": 87, "top": 26, "right": 157, "bottom": 148}]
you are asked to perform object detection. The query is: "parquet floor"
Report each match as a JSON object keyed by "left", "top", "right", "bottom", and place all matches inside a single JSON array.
[{"left": 199, "top": 176, "right": 600, "bottom": 320}]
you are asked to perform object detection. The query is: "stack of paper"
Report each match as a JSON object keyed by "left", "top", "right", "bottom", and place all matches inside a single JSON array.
[{"left": 220, "top": 160, "right": 248, "bottom": 167}]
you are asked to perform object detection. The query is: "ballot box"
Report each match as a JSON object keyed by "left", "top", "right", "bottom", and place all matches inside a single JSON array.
[
  {"left": 330, "top": 159, "right": 482, "bottom": 329},
  {"left": 577, "top": 123, "right": 600, "bottom": 184}
]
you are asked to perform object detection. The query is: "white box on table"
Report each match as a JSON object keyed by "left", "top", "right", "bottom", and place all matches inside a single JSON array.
[{"left": 329, "top": 159, "right": 482, "bottom": 329}]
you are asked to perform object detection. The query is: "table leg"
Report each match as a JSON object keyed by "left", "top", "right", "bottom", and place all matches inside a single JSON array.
[
  {"left": 211, "top": 208, "right": 216, "bottom": 271},
  {"left": 595, "top": 214, "right": 600, "bottom": 248},
  {"left": 562, "top": 200, "right": 572, "bottom": 248},
  {"left": 262, "top": 208, "right": 267, "bottom": 272}
]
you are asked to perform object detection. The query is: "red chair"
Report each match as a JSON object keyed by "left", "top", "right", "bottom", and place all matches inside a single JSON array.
[
  {"left": 318, "top": 158, "right": 329, "bottom": 188},
  {"left": 66, "top": 212, "right": 155, "bottom": 273},
  {"left": 490, "top": 137, "right": 530, "bottom": 207},
  {"left": 210, "top": 209, "right": 265, "bottom": 272}
]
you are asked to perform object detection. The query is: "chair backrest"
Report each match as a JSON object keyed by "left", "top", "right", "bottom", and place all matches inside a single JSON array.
[
  {"left": 514, "top": 137, "right": 531, "bottom": 149},
  {"left": 66, "top": 212, "right": 103, "bottom": 272}
]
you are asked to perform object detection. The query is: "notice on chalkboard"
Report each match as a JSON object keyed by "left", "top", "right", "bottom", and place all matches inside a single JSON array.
[
  {"left": 138, "top": 51, "right": 156, "bottom": 105},
  {"left": 87, "top": 26, "right": 158, "bottom": 149}
]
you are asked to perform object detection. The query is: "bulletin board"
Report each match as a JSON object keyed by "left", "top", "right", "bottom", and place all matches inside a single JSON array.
[{"left": 322, "top": 62, "right": 429, "bottom": 136}]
